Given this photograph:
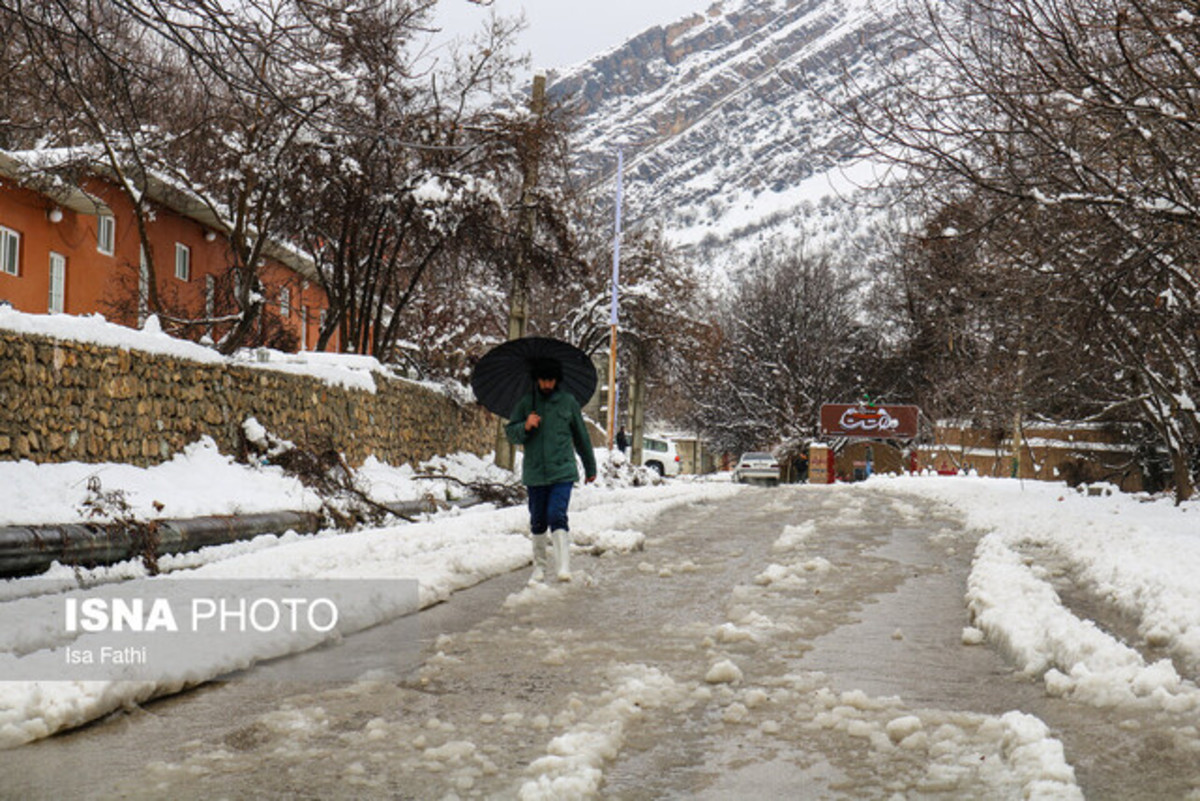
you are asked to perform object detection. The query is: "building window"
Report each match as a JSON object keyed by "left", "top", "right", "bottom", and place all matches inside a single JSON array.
[
  {"left": 175, "top": 243, "right": 190, "bottom": 281},
  {"left": 97, "top": 215, "right": 115, "bottom": 255},
  {"left": 301, "top": 305, "right": 309, "bottom": 350},
  {"left": 49, "top": 252, "right": 66, "bottom": 313},
  {"left": 0, "top": 225, "right": 20, "bottom": 276},
  {"left": 319, "top": 308, "right": 327, "bottom": 330},
  {"left": 280, "top": 286, "right": 290, "bottom": 318}
]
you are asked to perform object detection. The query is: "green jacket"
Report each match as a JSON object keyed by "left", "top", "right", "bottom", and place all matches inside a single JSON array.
[{"left": 505, "top": 388, "right": 597, "bottom": 487}]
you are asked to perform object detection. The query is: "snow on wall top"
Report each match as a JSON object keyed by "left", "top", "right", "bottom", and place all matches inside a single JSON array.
[{"left": 0, "top": 306, "right": 381, "bottom": 393}]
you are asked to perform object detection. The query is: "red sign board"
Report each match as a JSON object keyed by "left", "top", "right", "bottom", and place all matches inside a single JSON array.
[{"left": 820, "top": 404, "right": 920, "bottom": 439}]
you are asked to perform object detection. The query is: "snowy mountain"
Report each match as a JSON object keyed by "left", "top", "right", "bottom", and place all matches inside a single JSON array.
[{"left": 547, "top": 0, "right": 911, "bottom": 273}]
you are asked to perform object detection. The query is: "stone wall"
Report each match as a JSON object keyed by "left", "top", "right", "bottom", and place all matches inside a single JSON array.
[
  {"left": 0, "top": 330, "right": 495, "bottom": 468},
  {"left": 917, "top": 423, "right": 1144, "bottom": 491}
]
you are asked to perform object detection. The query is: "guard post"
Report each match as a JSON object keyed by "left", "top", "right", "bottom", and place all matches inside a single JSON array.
[{"left": 808, "top": 443, "right": 834, "bottom": 484}]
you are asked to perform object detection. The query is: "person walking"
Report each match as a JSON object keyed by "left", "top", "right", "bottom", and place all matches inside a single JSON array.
[
  {"left": 792, "top": 451, "right": 809, "bottom": 483},
  {"left": 616, "top": 426, "right": 629, "bottom": 454},
  {"left": 506, "top": 358, "right": 597, "bottom": 582}
]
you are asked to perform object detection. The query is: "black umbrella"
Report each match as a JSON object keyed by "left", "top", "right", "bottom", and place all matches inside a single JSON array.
[{"left": 471, "top": 337, "right": 597, "bottom": 419}]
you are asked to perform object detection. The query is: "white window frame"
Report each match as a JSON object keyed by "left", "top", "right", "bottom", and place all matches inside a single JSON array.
[
  {"left": 174, "top": 242, "right": 190, "bottom": 282},
  {"left": 279, "top": 286, "right": 290, "bottom": 318},
  {"left": 48, "top": 252, "right": 66, "bottom": 313},
  {"left": 0, "top": 225, "right": 20, "bottom": 276},
  {"left": 97, "top": 214, "right": 115, "bottom": 256}
]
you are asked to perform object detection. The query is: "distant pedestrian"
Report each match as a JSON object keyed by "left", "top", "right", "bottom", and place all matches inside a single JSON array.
[
  {"left": 793, "top": 452, "right": 809, "bottom": 483},
  {"left": 616, "top": 426, "right": 629, "bottom": 454},
  {"left": 506, "top": 358, "right": 597, "bottom": 582}
]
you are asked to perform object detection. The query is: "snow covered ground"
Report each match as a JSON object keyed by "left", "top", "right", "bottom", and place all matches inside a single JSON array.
[
  {"left": 0, "top": 440, "right": 740, "bottom": 748},
  {"left": 0, "top": 444, "right": 1198, "bottom": 801},
  {"left": 884, "top": 475, "right": 1200, "bottom": 712}
]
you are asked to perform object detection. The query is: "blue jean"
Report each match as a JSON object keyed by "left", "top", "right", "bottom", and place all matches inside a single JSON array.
[{"left": 527, "top": 481, "right": 573, "bottom": 534}]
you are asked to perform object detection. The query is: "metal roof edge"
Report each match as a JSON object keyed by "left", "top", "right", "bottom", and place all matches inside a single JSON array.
[{"left": 1, "top": 150, "right": 316, "bottom": 280}]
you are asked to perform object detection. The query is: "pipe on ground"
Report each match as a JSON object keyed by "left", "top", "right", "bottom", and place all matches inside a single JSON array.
[{"left": 0, "top": 511, "right": 322, "bottom": 579}]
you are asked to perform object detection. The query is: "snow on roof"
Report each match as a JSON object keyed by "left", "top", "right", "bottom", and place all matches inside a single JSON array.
[
  {"left": 0, "top": 150, "right": 111, "bottom": 216},
  {"left": 1, "top": 147, "right": 316, "bottom": 281}
]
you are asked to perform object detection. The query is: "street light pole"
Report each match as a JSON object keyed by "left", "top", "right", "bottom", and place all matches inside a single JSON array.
[{"left": 606, "top": 147, "right": 623, "bottom": 451}]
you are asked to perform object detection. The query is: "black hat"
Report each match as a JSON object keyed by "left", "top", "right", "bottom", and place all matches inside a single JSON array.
[{"left": 529, "top": 357, "right": 563, "bottom": 381}]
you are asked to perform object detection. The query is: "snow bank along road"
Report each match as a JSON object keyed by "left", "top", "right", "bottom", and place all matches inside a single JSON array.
[
  {"left": 0, "top": 480, "right": 736, "bottom": 749},
  {"left": 4, "top": 479, "right": 1200, "bottom": 798}
]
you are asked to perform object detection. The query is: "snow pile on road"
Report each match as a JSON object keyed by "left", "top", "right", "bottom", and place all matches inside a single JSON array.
[
  {"left": 519, "top": 663, "right": 685, "bottom": 800},
  {"left": 571, "top": 528, "right": 646, "bottom": 554},
  {"left": 882, "top": 474, "right": 1200, "bottom": 711},
  {"left": 804, "top": 686, "right": 1082, "bottom": 799},
  {"left": 704, "top": 658, "right": 744, "bottom": 684}
]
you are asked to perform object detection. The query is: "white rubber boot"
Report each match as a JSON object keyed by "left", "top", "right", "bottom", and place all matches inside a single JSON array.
[
  {"left": 551, "top": 529, "right": 571, "bottom": 581},
  {"left": 530, "top": 533, "right": 548, "bottom": 583}
]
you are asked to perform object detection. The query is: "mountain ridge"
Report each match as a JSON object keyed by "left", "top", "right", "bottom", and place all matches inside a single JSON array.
[{"left": 546, "top": 0, "right": 909, "bottom": 272}]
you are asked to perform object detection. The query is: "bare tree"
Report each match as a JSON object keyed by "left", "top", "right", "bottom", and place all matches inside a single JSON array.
[
  {"left": 527, "top": 218, "right": 715, "bottom": 430},
  {"left": 682, "top": 244, "right": 887, "bottom": 454},
  {"left": 153, "top": 0, "right": 378, "bottom": 353},
  {"left": 4, "top": 0, "right": 189, "bottom": 317},
  {"left": 288, "top": 7, "right": 595, "bottom": 365},
  {"left": 4, "top": 0, "right": 402, "bottom": 352},
  {"left": 843, "top": 0, "right": 1200, "bottom": 499}
]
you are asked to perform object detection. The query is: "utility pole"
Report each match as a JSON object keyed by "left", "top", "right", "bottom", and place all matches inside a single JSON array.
[
  {"left": 606, "top": 146, "right": 624, "bottom": 450},
  {"left": 495, "top": 74, "right": 546, "bottom": 471}
]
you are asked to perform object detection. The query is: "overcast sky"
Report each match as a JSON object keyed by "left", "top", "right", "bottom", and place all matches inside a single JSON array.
[{"left": 432, "top": 0, "right": 714, "bottom": 74}]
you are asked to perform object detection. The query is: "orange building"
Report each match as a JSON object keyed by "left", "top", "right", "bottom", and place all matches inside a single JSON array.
[{"left": 0, "top": 151, "right": 336, "bottom": 353}]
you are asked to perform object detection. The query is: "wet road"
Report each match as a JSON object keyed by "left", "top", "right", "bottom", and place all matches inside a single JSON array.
[{"left": 2, "top": 485, "right": 1198, "bottom": 798}]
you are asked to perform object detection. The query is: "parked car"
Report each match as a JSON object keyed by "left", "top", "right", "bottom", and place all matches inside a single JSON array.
[
  {"left": 640, "top": 436, "right": 682, "bottom": 477},
  {"left": 734, "top": 452, "right": 780, "bottom": 485}
]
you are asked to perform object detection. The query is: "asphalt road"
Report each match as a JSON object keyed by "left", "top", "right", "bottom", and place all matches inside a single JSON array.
[{"left": 3, "top": 485, "right": 1197, "bottom": 799}]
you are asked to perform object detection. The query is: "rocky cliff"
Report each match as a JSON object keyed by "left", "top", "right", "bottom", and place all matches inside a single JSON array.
[{"left": 548, "top": 0, "right": 909, "bottom": 272}]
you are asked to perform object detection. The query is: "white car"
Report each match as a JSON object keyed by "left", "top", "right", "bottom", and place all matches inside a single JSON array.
[
  {"left": 640, "top": 436, "right": 681, "bottom": 477},
  {"left": 734, "top": 452, "right": 780, "bottom": 485}
]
